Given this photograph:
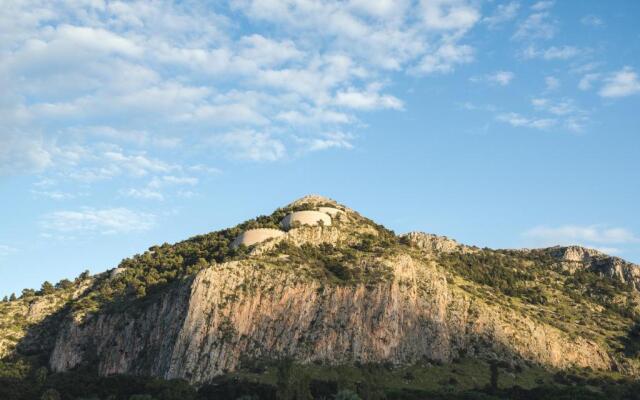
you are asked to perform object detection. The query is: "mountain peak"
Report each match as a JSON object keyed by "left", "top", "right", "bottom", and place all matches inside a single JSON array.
[{"left": 287, "top": 194, "right": 339, "bottom": 208}]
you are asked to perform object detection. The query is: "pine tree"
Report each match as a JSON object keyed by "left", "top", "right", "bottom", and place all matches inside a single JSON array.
[{"left": 40, "top": 281, "right": 55, "bottom": 295}]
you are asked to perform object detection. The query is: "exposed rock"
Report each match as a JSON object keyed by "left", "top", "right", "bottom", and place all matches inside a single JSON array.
[
  {"left": 401, "top": 232, "right": 473, "bottom": 254},
  {"left": 50, "top": 254, "right": 615, "bottom": 383},
  {"left": 544, "top": 246, "right": 640, "bottom": 290},
  {"left": 318, "top": 207, "right": 344, "bottom": 217}
]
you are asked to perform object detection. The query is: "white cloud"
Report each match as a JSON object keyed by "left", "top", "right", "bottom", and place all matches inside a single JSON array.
[
  {"left": 148, "top": 175, "right": 198, "bottom": 188},
  {"left": 522, "top": 45, "right": 582, "bottom": 60},
  {"left": 335, "top": 84, "right": 404, "bottom": 110},
  {"left": 599, "top": 67, "right": 640, "bottom": 98},
  {"left": 578, "top": 73, "right": 600, "bottom": 90},
  {"left": 531, "top": 98, "right": 588, "bottom": 132},
  {"left": 531, "top": 98, "right": 577, "bottom": 116},
  {"left": 513, "top": 7, "right": 556, "bottom": 40},
  {"left": 214, "top": 130, "right": 286, "bottom": 162},
  {"left": 305, "top": 131, "right": 354, "bottom": 152},
  {"left": 415, "top": 42, "right": 474, "bottom": 74},
  {"left": 0, "top": 245, "right": 17, "bottom": 256},
  {"left": 581, "top": 15, "right": 604, "bottom": 27},
  {"left": 523, "top": 225, "right": 639, "bottom": 251},
  {"left": 0, "top": 134, "right": 54, "bottom": 174},
  {"left": 0, "top": 0, "right": 480, "bottom": 186},
  {"left": 121, "top": 188, "right": 164, "bottom": 201},
  {"left": 103, "top": 150, "right": 175, "bottom": 177},
  {"left": 472, "top": 71, "right": 515, "bottom": 86},
  {"left": 545, "top": 76, "right": 560, "bottom": 91},
  {"left": 483, "top": 2, "right": 520, "bottom": 28},
  {"left": 420, "top": 0, "right": 480, "bottom": 31},
  {"left": 496, "top": 112, "right": 556, "bottom": 129},
  {"left": 41, "top": 208, "right": 156, "bottom": 234},
  {"left": 531, "top": 1, "right": 554, "bottom": 11},
  {"left": 31, "top": 190, "right": 77, "bottom": 200}
]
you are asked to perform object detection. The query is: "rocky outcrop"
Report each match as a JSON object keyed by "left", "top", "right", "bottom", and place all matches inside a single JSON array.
[
  {"left": 49, "top": 254, "right": 614, "bottom": 383},
  {"left": 402, "top": 232, "right": 473, "bottom": 254},
  {"left": 50, "top": 281, "right": 191, "bottom": 376},
  {"left": 35, "top": 197, "right": 638, "bottom": 383},
  {"left": 544, "top": 246, "right": 640, "bottom": 290}
]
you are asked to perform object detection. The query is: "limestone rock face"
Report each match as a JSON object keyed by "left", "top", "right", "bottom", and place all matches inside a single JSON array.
[
  {"left": 281, "top": 211, "right": 332, "bottom": 230},
  {"left": 318, "top": 207, "right": 343, "bottom": 217},
  {"left": 545, "top": 246, "right": 640, "bottom": 290},
  {"left": 35, "top": 197, "right": 640, "bottom": 383},
  {"left": 49, "top": 254, "right": 614, "bottom": 384},
  {"left": 402, "top": 232, "right": 472, "bottom": 254}
]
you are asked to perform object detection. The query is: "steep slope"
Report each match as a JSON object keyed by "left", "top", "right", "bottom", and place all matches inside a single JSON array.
[{"left": 2, "top": 195, "right": 639, "bottom": 389}]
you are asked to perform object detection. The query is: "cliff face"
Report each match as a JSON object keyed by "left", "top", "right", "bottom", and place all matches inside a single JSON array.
[
  {"left": 544, "top": 246, "right": 640, "bottom": 290},
  {"left": 23, "top": 196, "right": 638, "bottom": 383},
  {"left": 50, "top": 281, "right": 191, "bottom": 376},
  {"left": 49, "top": 252, "right": 613, "bottom": 383}
]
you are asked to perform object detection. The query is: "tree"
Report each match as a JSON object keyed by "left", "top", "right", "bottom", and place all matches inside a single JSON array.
[
  {"left": 9, "top": 293, "right": 16, "bottom": 301},
  {"left": 1, "top": 296, "right": 7, "bottom": 302},
  {"left": 336, "top": 390, "right": 361, "bottom": 400},
  {"left": 40, "top": 281, "right": 55, "bottom": 295},
  {"left": 21, "top": 288, "right": 36, "bottom": 298},
  {"left": 34, "top": 366, "right": 48, "bottom": 386},
  {"left": 40, "top": 388, "right": 61, "bottom": 400},
  {"left": 55, "top": 279, "right": 74, "bottom": 290},
  {"left": 275, "top": 358, "right": 311, "bottom": 400},
  {"left": 76, "top": 270, "right": 91, "bottom": 283},
  {"left": 489, "top": 361, "right": 499, "bottom": 393}
]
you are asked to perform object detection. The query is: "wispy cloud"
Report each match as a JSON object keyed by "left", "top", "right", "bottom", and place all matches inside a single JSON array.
[
  {"left": 414, "top": 42, "right": 474, "bottom": 75},
  {"left": 599, "top": 67, "right": 640, "bottom": 98},
  {"left": 212, "top": 130, "right": 286, "bottom": 162},
  {"left": 0, "top": 245, "right": 17, "bottom": 257},
  {"left": 496, "top": 112, "right": 556, "bottom": 129},
  {"left": 483, "top": 2, "right": 520, "bottom": 28},
  {"left": 471, "top": 71, "right": 515, "bottom": 86},
  {"left": 41, "top": 208, "right": 156, "bottom": 235},
  {"left": 581, "top": 15, "right": 604, "bottom": 27},
  {"left": 0, "top": 0, "right": 483, "bottom": 183},
  {"left": 545, "top": 76, "right": 560, "bottom": 91},
  {"left": 523, "top": 45, "right": 583, "bottom": 60},
  {"left": 578, "top": 73, "right": 601, "bottom": 90},
  {"left": 513, "top": 3, "right": 557, "bottom": 41}
]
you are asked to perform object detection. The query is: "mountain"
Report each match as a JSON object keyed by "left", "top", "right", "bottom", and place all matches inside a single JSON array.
[{"left": 1, "top": 195, "right": 639, "bottom": 399}]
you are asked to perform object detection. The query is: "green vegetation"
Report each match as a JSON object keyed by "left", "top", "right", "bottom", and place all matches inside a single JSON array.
[
  {"left": 438, "top": 248, "right": 640, "bottom": 357},
  {"left": 265, "top": 241, "right": 395, "bottom": 285},
  {"left": 2, "top": 199, "right": 640, "bottom": 399},
  {"left": 2, "top": 359, "right": 639, "bottom": 399}
]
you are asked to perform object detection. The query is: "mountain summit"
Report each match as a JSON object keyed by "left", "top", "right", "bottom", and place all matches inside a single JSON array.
[{"left": 1, "top": 196, "right": 639, "bottom": 397}]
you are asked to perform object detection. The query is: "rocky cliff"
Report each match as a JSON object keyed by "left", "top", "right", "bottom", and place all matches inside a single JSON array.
[
  {"left": 544, "top": 246, "right": 640, "bottom": 290},
  {"left": 3, "top": 195, "right": 639, "bottom": 386},
  {"left": 50, "top": 254, "right": 614, "bottom": 383}
]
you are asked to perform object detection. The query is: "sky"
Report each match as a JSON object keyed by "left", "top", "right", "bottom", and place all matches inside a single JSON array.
[{"left": 1, "top": 0, "right": 639, "bottom": 297}]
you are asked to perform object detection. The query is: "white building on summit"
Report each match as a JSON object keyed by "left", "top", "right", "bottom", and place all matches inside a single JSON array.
[
  {"left": 280, "top": 210, "right": 332, "bottom": 230},
  {"left": 231, "top": 203, "right": 337, "bottom": 249},
  {"left": 230, "top": 228, "right": 285, "bottom": 249}
]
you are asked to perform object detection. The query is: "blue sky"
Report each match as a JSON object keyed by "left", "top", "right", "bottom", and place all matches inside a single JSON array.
[{"left": 1, "top": 0, "right": 639, "bottom": 297}]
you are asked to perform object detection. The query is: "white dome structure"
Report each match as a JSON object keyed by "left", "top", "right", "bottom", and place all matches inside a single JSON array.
[
  {"left": 231, "top": 228, "right": 285, "bottom": 249},
  {"left": 317, "top": 207, "right": 343, "bottom": 217},
  {"left": 280, "top": 210, "right": 332, "bottom": 230}
]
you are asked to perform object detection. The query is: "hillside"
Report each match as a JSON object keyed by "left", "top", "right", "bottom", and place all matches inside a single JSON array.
[{"left": 1, "top": 195, "right": 639, "bottom": 399}]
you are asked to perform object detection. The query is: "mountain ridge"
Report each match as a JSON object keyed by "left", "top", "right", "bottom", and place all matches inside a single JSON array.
[{"left": 1, "top": 195, "right": 639, "bottom": 398}]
